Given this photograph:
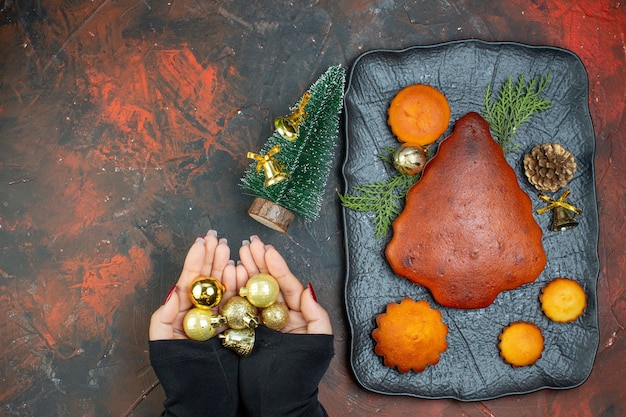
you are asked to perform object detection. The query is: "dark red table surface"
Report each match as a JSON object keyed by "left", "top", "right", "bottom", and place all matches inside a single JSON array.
[{"left": 1, "top": 1, "right": 624, "bottom": 416}]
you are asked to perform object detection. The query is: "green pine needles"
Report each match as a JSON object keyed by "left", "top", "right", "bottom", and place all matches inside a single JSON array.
[
  {"left": 482, "top": 72, "right": 553, "bottom": 153},
  {"left": 240, "top": 66, "right": 346, "bottom": 220},
  {"left": 339, "top": 149, "right": 420, "bottom": 239}
]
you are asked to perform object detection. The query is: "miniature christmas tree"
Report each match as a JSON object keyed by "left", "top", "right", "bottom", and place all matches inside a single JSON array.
[{"left": 240, "top": 65, "right": 346, "bottom": 232}]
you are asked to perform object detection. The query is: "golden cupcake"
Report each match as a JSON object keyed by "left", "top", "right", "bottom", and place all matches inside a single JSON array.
[
  {"left": 387, "top": 84, "right": 450, "bottom": 146},
  {"left": 372, "top": 298, "right": 448, "bottom": 373},
  {"left": 540, "top": 278, "right": 586, "bottom": 322},
  {"left": 498, "top": 321, "right": 544, "bottom": 367}
]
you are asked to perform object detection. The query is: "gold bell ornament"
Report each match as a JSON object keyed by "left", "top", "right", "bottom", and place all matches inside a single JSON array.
[
  {"left": 393, "top": 144, "right": 428, "bottom": 176},
  {"left": 220, "top": 328, "right": 256, "bottom": 357},
  {"left": 183, "top": 308, "right": 227, "bottom": 341},
  {"left": 221, "top": 296, "right": 260, "bottom": 329},
  {"left": 260, "top": 302, "right": 290, "bottom": 331},
  {"left": 536, "top": 189, "right": 582, "bottom": 232},
  {"left": 274, "top": 92, "right": 311, "bottom": 141},
  {"left": 239, "top": 273, "right": 281, "bottom": 308},
  {"left": 190, "top": 276, "right": 226, "bottom": 309},
  {"left": 247, "top": 145, "right": 290, "bottom": 187},
  {"left": 550, "top": 206, "right": 579, "bottom": 231}
]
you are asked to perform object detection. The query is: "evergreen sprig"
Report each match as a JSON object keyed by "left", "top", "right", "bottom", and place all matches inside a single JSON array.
[
  {"left": 482, "top": 72, "right": 553, "bottom": 153},
  {"left": 339, "top": 150, "right": 420, "bottom": 238}
]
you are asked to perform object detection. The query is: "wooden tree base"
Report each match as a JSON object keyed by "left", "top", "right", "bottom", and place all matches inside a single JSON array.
[{"left": 247, "top": 197, "right": 295, "bottom": 233}]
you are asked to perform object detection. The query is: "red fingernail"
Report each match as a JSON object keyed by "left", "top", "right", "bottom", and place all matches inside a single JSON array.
[
  {"left": 163, "top": 285, "right": 177, "bottom": 304},
  {"left": 308, "top": 282, "right": 317, "bottom": 303}
]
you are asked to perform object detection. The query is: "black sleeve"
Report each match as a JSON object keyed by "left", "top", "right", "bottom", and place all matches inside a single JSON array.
[
  {"left": 238, "top": 326, "right": 334, "bottom": 417},
  {"left": 149, "top": 338, "right": 240, "bottom": 417}
]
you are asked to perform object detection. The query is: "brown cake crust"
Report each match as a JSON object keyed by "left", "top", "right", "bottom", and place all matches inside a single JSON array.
[{"left": 385, "top": 112, "right": 547, "bottom": 309}]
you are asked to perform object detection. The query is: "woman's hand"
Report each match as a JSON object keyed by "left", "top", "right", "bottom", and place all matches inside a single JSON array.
[
  {"left": 238, "top": 235, "right": 332, "bottom": 335},
  {"left": 149, "top": 230, "right": 242, "bottom": 341}
]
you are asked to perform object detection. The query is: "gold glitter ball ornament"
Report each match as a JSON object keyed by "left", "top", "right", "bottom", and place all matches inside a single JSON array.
[
  {"left": 523, "top": 143, "right": 577, "bottom": 192},
  {"left": 261, "top": 302, "right": 290, "bottom": 331},
  {"left": 190, "top": 276, "right": 226, "bottom": 309},
  {"left": 221, "top": 296, "right": 259, "bottom": 329},
  {"left": 239, "top": 273, "right": 280, "bottom": 308},
  {"left": 393, "top": 144, "right": 428, "bottom": 176},
  {"left": 183, "top": 308, "right": 227, "bottom": 341}
]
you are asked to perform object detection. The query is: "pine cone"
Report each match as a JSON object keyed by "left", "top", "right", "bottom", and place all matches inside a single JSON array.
[{"left": 523, "top": 143, "right": 577, "bottom": 192}]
